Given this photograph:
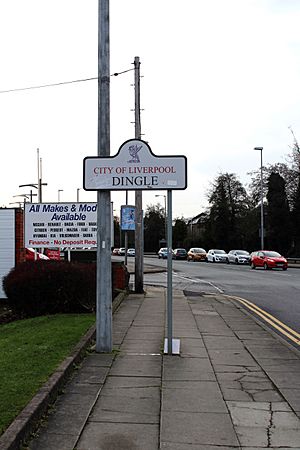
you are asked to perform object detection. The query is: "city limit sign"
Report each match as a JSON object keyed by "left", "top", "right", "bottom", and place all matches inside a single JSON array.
[{"left": 83, "top": 139, "right": 187, "bottom": 191}]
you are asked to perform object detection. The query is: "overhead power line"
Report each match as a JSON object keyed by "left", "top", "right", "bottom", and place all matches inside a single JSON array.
[{"left": 0, "top": 68, "right": 134, "bottom": 94}]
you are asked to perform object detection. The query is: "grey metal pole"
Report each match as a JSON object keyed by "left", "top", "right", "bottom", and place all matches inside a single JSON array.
[
  {"left": 260, "top": 149, "right": 264, "bottom": 249},
  {"left": 134, "top": 56, "right": 144, "bottom": 293},
  {"left": 167, "top": 189, "right": 173, "bottom": 354},
  {"left": 124, "top": 191, "right": 128, "bottom": 265},
  {"left": 96, "top": 0, "right": 112, "bottom": 352},
  {"left": 254, "top": 147, "right": 264, "bottom": 249}
]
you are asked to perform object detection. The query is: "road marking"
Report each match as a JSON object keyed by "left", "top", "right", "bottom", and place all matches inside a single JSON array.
[
  {"left": 173, "top": 273, "right": 224, "bottom": 293},
  {"left": 228, "top": 295, "right": 300, "bottom": 346}
]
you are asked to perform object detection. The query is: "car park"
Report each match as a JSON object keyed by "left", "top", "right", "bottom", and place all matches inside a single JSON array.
[
  {"left": 158, "top": 247, "right": 169, "bottom": 259},
  {"left": 228, "top": 250, "right": 250, "bottom": 265},
  {"left": 250, "top": 250, "right": 288, "bottom": 270},
  {"left": 127, "top": 248, "right": 135, "bottom": 257},
  {"left": 172, "top": 248, "right": 188, "bottom": 260},
  {"left": 207, "top": 249, "right": 229, "bottom": 263},
  {"left": 187, "top": 247, "right": 207, "bottom": 262}
]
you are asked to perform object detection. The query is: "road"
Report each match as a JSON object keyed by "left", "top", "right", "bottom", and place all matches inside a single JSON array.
[{"left": 142, "top": 256, "right": 300, "bottom": 346}]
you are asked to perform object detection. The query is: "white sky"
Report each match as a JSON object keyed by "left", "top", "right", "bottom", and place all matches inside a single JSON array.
[{"left": 1, "top": 0, "right": 300, "bottom": 218}]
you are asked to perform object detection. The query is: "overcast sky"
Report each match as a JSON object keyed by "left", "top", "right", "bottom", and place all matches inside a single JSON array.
[{"left": 1, "top": 0, "right": 300, "bottom": 218}]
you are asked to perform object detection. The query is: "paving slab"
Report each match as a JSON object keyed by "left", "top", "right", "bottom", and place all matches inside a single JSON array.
[
  {"left": 90, "top": 386, "right": 160, "bottom": 423},
  {"left": 163, "top": 355, "right": 216, "bottom": 381},
  {"left": 203, "top": 335, "right": 246, "bottom": 350},
  {"left": 280, "top": 388, "right": 300, "bottom": 411},
  {"left": 247, "top": 346, "right": 299, "bottom": 360},
  {"left": 29, "top": 432, "right": 77, "bottom": 450},
  {"left": 160, "top": 444, "right": 240, "bottom": 450},
  {"left": 216, "top": 370, "right": 282, "bottom": 399},
  {"left": 104, "top": 375, "right": 161, "bottom": 388},
  {"left": 162, "top": 381, "right": 227, "bottom": 413},
  {"left": 109, "top": 354, "right": 162, "bottom": 377},
  {"left": 160, "top": 411, "right": 240, "bottom": 447},
  {"left": 209, "top": 349, "right": 260, "bottom": 367},
  {"left": 76, "top": 422, "right": 159, "bottom": 450},
  {"left": 120, "top": 338, "right": 163, "bottom": 353}
]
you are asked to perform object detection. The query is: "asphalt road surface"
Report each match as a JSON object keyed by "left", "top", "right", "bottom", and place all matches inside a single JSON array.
[{"left": 142, "top": 256, "right": 300, "bottom": 347}]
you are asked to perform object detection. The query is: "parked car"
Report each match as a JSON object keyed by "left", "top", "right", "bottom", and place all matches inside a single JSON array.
[
  {"left": 228, "top": 250, "right": 250, "bottom": 265},
  {"left": 158, "top": 247, "right": 168, "bottom": 259},
  {"left": 187, "top": 247, "right": 207, "bottom": 262},
  {"left": 207, "top": 249, "right": 229, "bottom": 263},
  {"left": 250, "top": 250, "right": 288, "bottom": 270},
  {"left": 25, "top": 248, "right": 49, "bottom": 261},
  {"left": 172, "top": 248, "right": 188, "bottom": 260},
  {"left": 118, "top": 247, "right": 126, "bottom": 256},
  {"left": 127, "top": 248, "right": 135, "bottom": 257},
  {"left": 112, "top": 248, "right": 120, "bottom": 255}
]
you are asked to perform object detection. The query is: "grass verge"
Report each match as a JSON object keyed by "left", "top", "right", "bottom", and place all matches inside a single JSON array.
[{"left": 0, "top": 313, "right": 95, "bottom": 435}]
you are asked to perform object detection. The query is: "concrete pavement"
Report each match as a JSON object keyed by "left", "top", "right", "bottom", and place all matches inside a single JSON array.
[{"left": 22, "top": 284, "right": 300, "bottom": 450}]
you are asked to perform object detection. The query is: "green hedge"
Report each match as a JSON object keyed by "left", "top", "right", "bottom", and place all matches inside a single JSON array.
[{"left": 2, "top": 261, "right": 96, "bottom": 317}]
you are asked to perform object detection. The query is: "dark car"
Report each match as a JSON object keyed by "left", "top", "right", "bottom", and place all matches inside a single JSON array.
[
  {"left": 251, "top": 250, "right": 288, "bottom": 271},
  {"left": 172, "top": 248, "right": 187, "bottom": 260}
]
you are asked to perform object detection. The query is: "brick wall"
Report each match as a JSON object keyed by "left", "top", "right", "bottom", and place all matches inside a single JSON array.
[{"left": 15, "top": 209, "right": 25, "bottom": 264}]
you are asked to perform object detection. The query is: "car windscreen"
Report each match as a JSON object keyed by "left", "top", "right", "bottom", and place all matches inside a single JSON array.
[{"left": 264, "top": 251, "right": 281, "bottom": 257}]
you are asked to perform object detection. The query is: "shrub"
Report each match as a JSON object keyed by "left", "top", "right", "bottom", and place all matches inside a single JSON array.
[{"left": 2, "top": 261, "right": 96, "bottom": 317}]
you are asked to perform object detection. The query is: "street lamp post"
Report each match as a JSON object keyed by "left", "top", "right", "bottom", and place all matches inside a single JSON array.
[
  {"left": 13, "top": 193, "right": 37, "bottom": 203},
  {"left": 254, "top": 147, "right": 264, "bottom": 249},
  {"left": 155, "top": 194, "right": 167, "bottom": 240},
  {"left": 58, "top": 189, "right": 63, "bottom": 202},
  {"left": 19, "top": 183, "right": 47, "bottom": 203}
]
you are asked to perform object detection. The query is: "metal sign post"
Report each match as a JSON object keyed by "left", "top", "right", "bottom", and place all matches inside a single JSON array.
[
  {"left": 83, "top": 139, "right": 187, "bottom": 355},
  {"left": 164, "top": 189, "right": 180, "bottom": 355}
]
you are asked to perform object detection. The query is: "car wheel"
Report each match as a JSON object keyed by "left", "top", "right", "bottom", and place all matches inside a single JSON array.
[
  {"left": 213, "top": 257, "right": 215, "bottom": 263},
  {"left": 235, "top": 258, "right": 239, "bottom": 264},
  {"left": 264, "top": 263, "right": 269, "bottom": 270},
  {"left": 251, "top": 262, "right": 256, "bottom": 269},
  {"left": 226, "top": 258, "right": 229, "bottom": 264}
]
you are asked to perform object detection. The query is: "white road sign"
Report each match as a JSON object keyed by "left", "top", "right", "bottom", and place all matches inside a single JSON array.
[{"left": 83, "top": 139, "right": 187, "bottom": 191}]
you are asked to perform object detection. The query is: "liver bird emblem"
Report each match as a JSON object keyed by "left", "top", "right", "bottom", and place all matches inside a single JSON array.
[{"left": 128, "top": 144, "right": 142, "bottom": 163}]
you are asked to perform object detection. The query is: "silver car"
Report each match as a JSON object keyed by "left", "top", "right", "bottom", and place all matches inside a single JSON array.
[
  {"left": 228, "top": 250, "right": 250, "bottom": 265},
  {"left": 207, "top": 249, "right": 229, "bottom": 263}
]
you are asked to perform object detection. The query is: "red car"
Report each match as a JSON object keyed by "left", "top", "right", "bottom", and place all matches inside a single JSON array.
[
  {"left": 250, "top": 250, "right": 288, "bottom": 271},
  {"left": 25, "top": 248, "right": 50, "bottom": 261}
]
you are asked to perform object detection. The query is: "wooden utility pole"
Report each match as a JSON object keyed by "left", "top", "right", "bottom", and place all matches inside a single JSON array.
[
  {"left": 96, "top": 0, "right": 112, "bottom": 352},
  {"left": 134, "top": 56, "right": 144, "bottom": 293}
]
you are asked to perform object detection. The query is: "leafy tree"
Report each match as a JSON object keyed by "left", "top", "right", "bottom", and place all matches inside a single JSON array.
[
  {"left": 113, "top": 216, "right": 120, "bottom": 247},
  {"left": 206, "top": 173, "right": 251, "bottom": 249},
  {"left": 266, "top": 172, "right": 291, "bottom": 254},
  {"left": 143, "top": 204, "right": 165, "bottom": 252},
  {"left": 291, "top": 176, "right": 300, "bottom": 255},
  {"left": 173, "top": 217, "right": 187, "bottom": 248}
]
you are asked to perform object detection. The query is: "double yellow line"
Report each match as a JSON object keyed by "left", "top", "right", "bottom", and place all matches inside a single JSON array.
[{"left": 227, "top": 296, "right": 300, "bottom": 346}]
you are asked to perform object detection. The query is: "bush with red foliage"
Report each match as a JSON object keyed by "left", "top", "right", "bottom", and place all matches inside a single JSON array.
[{"left": 2, "top": 260, "right": 96, "bottom": 317}]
